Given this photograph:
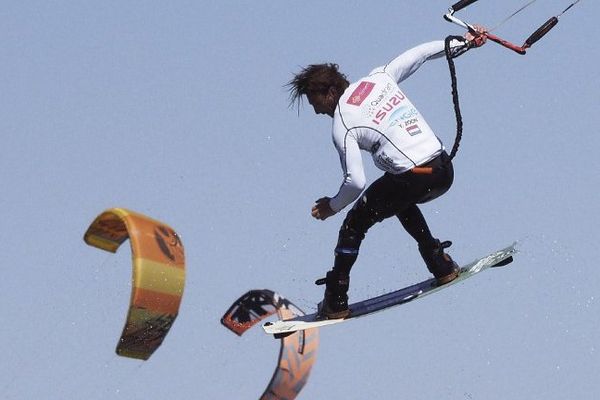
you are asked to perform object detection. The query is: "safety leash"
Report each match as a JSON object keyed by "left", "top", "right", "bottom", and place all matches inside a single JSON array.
[{"left": 411, "top": 35, "right": 465, "bottom": 175}]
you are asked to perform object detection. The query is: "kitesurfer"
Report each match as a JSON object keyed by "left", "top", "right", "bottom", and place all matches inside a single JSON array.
[{"left": 287, "top": 27, "right": 488, "bottom": 319}]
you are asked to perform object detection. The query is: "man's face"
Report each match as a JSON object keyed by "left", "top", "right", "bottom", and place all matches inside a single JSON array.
[{"left": 307, "top": 91, "right": 334, "bottom": 117}]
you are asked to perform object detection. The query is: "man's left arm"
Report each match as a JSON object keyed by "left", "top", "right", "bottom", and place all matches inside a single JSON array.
[{"left": 379, "top": 27, "right": 487, "bottom": 83}]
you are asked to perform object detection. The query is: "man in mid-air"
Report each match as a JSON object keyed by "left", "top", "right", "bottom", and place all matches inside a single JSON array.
[{"left": 287, "top": 27, "right": 487, "bottom": 319}]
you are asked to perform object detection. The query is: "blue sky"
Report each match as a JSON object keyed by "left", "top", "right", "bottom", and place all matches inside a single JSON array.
[{"left": 2, "top": 1, "right": 599, "bottom": 399}]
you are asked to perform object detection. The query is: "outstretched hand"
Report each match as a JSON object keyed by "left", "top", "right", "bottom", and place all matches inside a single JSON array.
[
  {"left": 465, "top": 24, "right": 488, "bottom": 47},
  {"left": 311, "top": 197, "right": 336, "bottom": 221}
]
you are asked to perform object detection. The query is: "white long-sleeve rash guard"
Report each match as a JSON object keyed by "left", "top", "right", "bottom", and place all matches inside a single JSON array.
[{"left": 328, "top": 39, "right": 469, "bottom": 213}]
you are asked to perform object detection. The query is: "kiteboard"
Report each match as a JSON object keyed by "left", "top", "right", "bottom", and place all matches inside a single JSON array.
[{"left": 263, "top": 243, "right": 517, "bottom": 338}]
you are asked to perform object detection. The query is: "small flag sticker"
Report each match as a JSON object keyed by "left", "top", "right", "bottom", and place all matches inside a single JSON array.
[{"left": 406, "top": 124, "right": 422, "bottom": 136}]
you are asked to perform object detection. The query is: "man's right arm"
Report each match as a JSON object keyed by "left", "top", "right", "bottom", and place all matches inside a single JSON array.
[{"left": 329, "top": 132, "right": 366, "bottom": 213}]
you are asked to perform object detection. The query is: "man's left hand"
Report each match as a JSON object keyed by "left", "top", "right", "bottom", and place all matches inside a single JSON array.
[
  {"left": 311, "top": 197, "right": 336, "bottom": 220},
  {"left": 465, "top": 24, "right": 488, "bottom": 47}
]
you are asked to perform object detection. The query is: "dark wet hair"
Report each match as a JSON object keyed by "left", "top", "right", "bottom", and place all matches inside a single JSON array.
[{"left": 286, "top": 63, "right": 349, "bottom": 109}]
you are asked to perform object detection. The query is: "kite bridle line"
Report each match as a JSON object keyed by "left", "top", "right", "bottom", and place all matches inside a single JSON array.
[{"left": 444, "top": 0, "right": 582, "bottom": 55}]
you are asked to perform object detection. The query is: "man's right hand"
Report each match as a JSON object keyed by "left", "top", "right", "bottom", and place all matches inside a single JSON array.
[{"left": 311, "top": 197, "right": 336, "bottom": 221}]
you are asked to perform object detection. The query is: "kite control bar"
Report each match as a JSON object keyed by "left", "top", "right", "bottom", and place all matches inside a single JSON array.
[{"left": 444, "top": 0, "right": 581, "bottom": 55}]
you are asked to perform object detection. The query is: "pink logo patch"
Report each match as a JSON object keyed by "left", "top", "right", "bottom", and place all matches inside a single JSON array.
[{"left": 346, "top": 81, "right": 375, "bottom": 106}]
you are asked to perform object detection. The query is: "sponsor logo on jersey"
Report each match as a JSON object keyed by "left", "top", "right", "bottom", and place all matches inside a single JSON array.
[
  {"left": 391, "top": 106, "right": 418, "bottom": 121},
  {"left": 371, "top": 91, "right": 406, "bottom": 125},
  {"left": 346, "top": 81, "right": 375, "bottom": 106},
  {"left": 369, "top": 82, "right": 395, "bottom": 108},
  {"left": 389, "top": 106, "right": 418, "bottom": 127}
]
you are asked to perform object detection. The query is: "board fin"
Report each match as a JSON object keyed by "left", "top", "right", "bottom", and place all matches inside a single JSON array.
[
  {"left": 491, "top": 256, "right": 513, "bottom": 267},
  {"left": 273, "top": 331, "right": 295, "bottom": 339}
]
